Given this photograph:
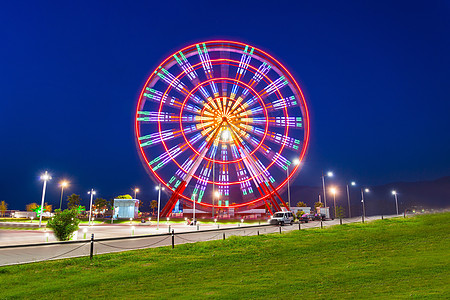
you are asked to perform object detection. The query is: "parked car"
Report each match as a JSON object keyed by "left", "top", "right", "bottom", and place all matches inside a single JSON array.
[
  {"left": 298, "top": 214, "right": 309, "bottom": 223},
  {"left": 312, "top": 213, "right": 326, "bottom": 221},
  {"left": 269, "top": 211, "right": 294, "bottom": 225}
]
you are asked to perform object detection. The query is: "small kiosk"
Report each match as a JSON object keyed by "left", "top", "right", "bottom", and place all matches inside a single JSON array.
[{"left": 113, "top": 198, "right": 139, "bottom": 219}]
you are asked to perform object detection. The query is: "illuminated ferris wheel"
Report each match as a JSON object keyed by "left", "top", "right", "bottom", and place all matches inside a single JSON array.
[{"left": 135, "top": 40, "right": 310, "bottom": 217}]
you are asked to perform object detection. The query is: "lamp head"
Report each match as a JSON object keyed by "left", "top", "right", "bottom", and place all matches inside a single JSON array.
[
  {"left": 351, "top": 181, "right": 356, "bottom": 186},
  {"left": 327, "top": 171, "right": 333, "bottom": 177},
  {"left": 40, "top": 172, "right": 51, "bottom": 181}
]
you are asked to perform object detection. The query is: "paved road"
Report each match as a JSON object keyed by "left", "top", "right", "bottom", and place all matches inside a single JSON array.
[{"left": 0, "top": 215, "right": 399, "bottom": 266}]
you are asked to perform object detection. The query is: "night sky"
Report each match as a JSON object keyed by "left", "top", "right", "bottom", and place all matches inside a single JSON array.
[{"left": 1, "top": 1, "right": 449, "bottom": 210}]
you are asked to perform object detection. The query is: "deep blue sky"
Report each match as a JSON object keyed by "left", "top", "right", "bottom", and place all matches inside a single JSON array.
[{"left": 1, "top": 1, "right": 449, "bottom": 210}]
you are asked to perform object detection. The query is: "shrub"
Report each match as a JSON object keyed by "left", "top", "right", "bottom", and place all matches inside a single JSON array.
[{"left": 46, "top": 208, "right": 81, "bottom": 241}]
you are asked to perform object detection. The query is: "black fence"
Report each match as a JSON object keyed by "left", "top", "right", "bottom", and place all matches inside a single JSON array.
[{"left": 0, "top": 214, "right": 403, "bottom": 266}]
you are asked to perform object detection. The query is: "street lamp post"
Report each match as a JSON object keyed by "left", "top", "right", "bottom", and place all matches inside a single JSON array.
[
  {"left": 361, "top": 188, "right": 369, "bottom": 223},
  {"left": 193, "top": 193, "right": 197, "bottom": 224},
  {"left": 392, "top": 190, "right": 399, "bottom": 215},
  {"left": 134, "top": 188, "right": 139, "bottom": 199},
  {"left": 214, "top": 191, "right": 220, "bottom": 219},
  {"left": 39, "top": 171, "right": 51, "bottom": 228},
  {"left": 321, "top": 171, "right": 333, "bottom": 208},
  {"left": 330, "top": 187, "right": 337, "bottom": 219},
  {"left": 59, "top": 181, "right": 68, "bottom": 210},
  {"left": 287, "top": 158, "right": 299, "bottom": 210},
  {"left": 88, "top": 189, "right": 96, "bottom": 226},
  {"left": 156, "top": 184, "right": 164, "bottom": 230},
  {"left": 346, "top": 181, "right": 356, "bottom": 218}
]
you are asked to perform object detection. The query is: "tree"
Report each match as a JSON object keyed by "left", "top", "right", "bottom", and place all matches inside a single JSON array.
[
  {"left": 314, "top": 201, "right": 324, "bottom": 208},
  {"left": 46, "top": 208, "right": 81, "bottom": 241},
  {"left": 336, "top": 206, "right": 345, "bottom": 219},
  {"left": 116, "top": 194, "right": 132, "bottom": 199},
  {"left": 150, "top": 200, "right": 157, "bottom": 215},
  {"left": 94, "top": 198, "right": 108, "bottom": 210},
  {"left": 67, "top": 194, "right": 81, "bottom": 209},
  {"left": 296, "top": 201, "right": 307, "bottom": 207},
  {"left": 26, "top": 203, "right": 39, "bottom": 212},
  {"left": 33, "top": 205, "right": 45, "bottom": 217},
  {"left": 296, "top": 210, "right": 305, "bottom": 220},
  {"left": 0, "top": 201, "right": 7, "bottom": 217},
  {"left": 44, "top": 202, "right": 52, "bottom": 213}
]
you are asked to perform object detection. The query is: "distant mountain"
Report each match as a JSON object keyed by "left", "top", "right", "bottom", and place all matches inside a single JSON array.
[{"left": 289, "top": 176, "right": 450, "bottom": 217}]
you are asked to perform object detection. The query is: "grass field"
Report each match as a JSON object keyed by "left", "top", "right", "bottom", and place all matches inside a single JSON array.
[{"left": 0, "top": 213, "right": 448, "bottom": 299}]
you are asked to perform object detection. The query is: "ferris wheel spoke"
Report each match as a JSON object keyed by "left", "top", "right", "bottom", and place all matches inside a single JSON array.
[
  {"left": 240, "top": 125, "right": 302, "bottom": 151},
  {"left": 259, "top": 76, "right": 288, "bottom": 99},
  {"left": 137, "top": 111, "right": 203, "bottom": 123},
  {"left": 229, "top": 142, "right": 256, "bottom": 197},
  {"left": 154, "top": 67, "right": 190, "bottom": 95},
  {"left": 139, "top": 126, "right": 198, "bottom": 147},
  {"left": 196, "top": 43, "right": 214, "bottom": 78},
  {"left": 167, "top": 153, "right": 197, "bottom": 189},
  {"left": 226, "top": 61, "right": 272, "bottom": 115},
  {"left": 147, "top": 143, "right": 188, "bottom": 171},
  {"left": 248, "top": 62, "right": 271, "bottom": 89},
  {"left": 217, "top": 147, "right": 230, "bottom": 202},
  {"left": 144, "top": 88, "right": 202, "bottom": 115},
  {"left": 174, "top": 51, "right": 199, "bottom": 82},
  {"left": 191, "top": 162, "right": 213, "bottom": 203},
  {"left": 242, "top": 116, "right": 303, "bottom": 129},
  {"left": 235, "top": 45, "right": 254, "bottom": 82}
]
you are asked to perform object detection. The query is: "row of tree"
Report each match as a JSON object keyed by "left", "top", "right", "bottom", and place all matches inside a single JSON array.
[{"left": 23, "top": 194, "right": 160, "bottom": 215}]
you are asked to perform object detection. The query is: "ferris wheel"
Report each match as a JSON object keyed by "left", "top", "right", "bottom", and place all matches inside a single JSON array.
[{"left": 135, "top": 40, "right": 310, "bottom": 217}]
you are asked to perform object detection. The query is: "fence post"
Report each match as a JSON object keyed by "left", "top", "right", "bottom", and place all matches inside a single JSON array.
[
  {"left": 168, "top": 225, "right": 171, "bottom": 233},
  {"left": 196, "top": 224, "right": 199, "bottom": 231},
  {"left": 298, "top": 222, "right": 301, "bottom": 230},
  {"left": 223, "top": 233, "right": 225, "bottom": 240},
  {"left": 279, "top": 226, "right": 282, "bottom": 234},
  {"left": 320, "top": 220, "right": 323, "bottom": 229},
  {"left": 257, "top": 230, "right": 259, "bottom": 236},
  {"left": 404, "top": 210, "right": 406, "bottom": 218},
  {"left": 171, "top": 229, "right": 174, "bottom": 249},
  {"left": 90, "top": 234, "right": 94, "bottom": 260},
  {"left": 340, "top": 217, "right": 342, "bottom": 225}
]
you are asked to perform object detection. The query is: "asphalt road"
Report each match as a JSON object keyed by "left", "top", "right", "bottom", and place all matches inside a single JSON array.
[{"left": 0, "top": 215, "right": 398, "bottom": 266}]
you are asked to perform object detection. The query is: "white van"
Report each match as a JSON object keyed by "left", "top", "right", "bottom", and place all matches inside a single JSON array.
[{"left": 269, "top": 211, "right": 294, "bottom": 225}]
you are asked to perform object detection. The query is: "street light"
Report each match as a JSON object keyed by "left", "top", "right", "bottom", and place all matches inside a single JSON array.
[
  {"left": 287, "top": 158, "right": 300, "bottom": 209},
  {"left": 321, "top": 171, "right": 333, "bottom": 207},
  {"left": 213, "top": 191, "right": 220, "bottom": 219},
  {"left": 59, "top": 180, "right": 69, "bottom": 210},
  {"left": 134, "top": 188, "right": 139, "bottom": 199},
  {"left": 192, "top": 193, "right": 197, "bottom": 224},
  {"left": 88, "top": 189, "right": 96, "bottom": 226},
  {"left": 361, "top": 188, "right": 369, "bottom": 223},
  {"left": 392, "top": 190, "right": 399, "bottom": 215},
  {"left": 346, "top": 181, "right": 356, "bottom": 218},
  {"left": 156, "top": 184, "right": 164, "bottom": 230},
  {"left": 39, "top": 171, "right": 51, "bottom": 228},
  {"left": 330, "top": 187, "right": 337, "bottom": 219}
]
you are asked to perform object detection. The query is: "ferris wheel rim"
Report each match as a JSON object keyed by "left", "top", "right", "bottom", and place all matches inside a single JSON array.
[{"left": 134, "top": 40, "right": 311, "bottom": 208}]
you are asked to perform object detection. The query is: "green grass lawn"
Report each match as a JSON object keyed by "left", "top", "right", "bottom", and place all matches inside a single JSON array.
[{"left": 0, "top": 213, "right": 448, "bottom": 299}]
